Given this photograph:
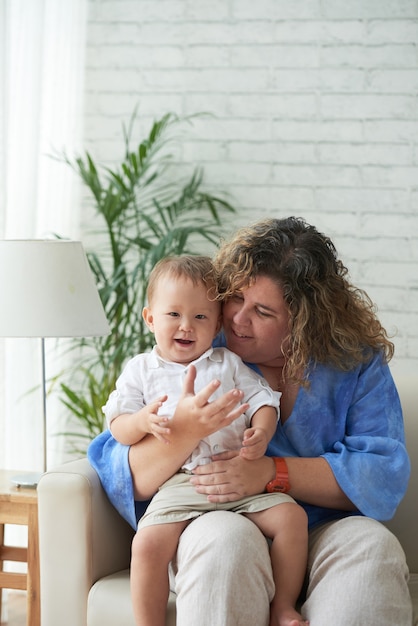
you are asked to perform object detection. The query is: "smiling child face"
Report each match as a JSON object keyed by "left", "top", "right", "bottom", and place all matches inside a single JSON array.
[{"left": 142, "top": 274, "right": 221, "bottom": 365}]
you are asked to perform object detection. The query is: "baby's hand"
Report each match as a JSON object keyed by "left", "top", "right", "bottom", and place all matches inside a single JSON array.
[
  {"left": 240, "top": 427, "right": 268, "bottom": 460},
  {"left": 141, "top": 396, "right": 171, "bottom": 443}
]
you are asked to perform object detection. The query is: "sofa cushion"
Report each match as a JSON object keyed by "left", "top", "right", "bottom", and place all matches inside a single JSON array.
[
  {"left": 409, "top": 574, "right": 418, "bottom": 626},
  {"left": 87, "top": 569, "right": 176, "bottom": 626}
]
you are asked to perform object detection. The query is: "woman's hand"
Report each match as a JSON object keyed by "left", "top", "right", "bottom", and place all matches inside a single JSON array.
[
  {"left": 190, "top": 452, "right": 357, "bottom": 510},
  {"left": 190, "top": 451, "right": 274, "bottom": 503}
]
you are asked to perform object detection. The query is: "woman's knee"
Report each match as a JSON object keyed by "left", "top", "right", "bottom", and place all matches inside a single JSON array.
[
  {"left": 309, "top": 516, "right": 407, "bottom": 569},
  {"left": 304, "top": 517, "right": 412, "bottom": 625},
  {"left": 174, "top": 512, "right": 275, "bottom": 626},
  {"left": 177, "top": 511, "right": 271, "bottom": 571}
]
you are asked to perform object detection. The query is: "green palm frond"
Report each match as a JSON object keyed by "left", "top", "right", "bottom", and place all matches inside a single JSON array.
[{"left": 57, "top": 109, "right": 236, "bottom": 454}]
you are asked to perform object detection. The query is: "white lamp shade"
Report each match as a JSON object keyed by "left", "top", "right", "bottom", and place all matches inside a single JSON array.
[{"left": 0, "top": 240, "right": 110, "bottom": 337}]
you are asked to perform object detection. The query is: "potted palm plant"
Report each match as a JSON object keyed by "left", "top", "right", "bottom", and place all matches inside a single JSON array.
[{"left": 58, "top": 110, "right": 236, "bottom": 453}]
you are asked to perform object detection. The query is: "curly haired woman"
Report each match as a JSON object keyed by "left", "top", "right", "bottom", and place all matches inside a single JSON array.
[{"left": 89, "top": 216, "right": 412, "bottom": 626}]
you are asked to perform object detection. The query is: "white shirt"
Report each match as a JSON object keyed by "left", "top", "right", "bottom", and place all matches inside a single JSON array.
[{"left": 103, "top": 346, "right": 281, "bottom": 470}]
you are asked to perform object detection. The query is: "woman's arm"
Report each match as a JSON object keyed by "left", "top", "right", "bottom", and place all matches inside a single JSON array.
[
  {"left": 129, "top": 365, "right": 249, "bottom": 499},
  {"left": 190, "top": 453, "right": 355, "bottom": 510},
  {"left": 191, "top": 358, "right": 410, "bottom": 519}
]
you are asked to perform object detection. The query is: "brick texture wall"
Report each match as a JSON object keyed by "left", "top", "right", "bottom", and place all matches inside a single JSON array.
[{"left": 83, "top": 0, "right": 418, "bottom": 371}]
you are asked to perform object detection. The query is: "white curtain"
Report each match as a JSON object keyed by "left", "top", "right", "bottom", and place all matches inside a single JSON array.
[{"left": 0, "top": 0, "right": 88, "bottom": 473}]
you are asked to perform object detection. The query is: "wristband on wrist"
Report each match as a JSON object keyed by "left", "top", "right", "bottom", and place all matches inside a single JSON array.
[{"left": 265, "top": 457, "right": 290, "bottom": 494}]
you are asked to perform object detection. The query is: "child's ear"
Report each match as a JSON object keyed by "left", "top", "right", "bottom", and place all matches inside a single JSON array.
[{"left": 142, "top": 306, "right": 154, "bottom": 332}]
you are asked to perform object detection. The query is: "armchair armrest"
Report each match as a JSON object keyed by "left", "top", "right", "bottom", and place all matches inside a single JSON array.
[{"left": 38, "top": 458, "right": 134, "bottom": 626}]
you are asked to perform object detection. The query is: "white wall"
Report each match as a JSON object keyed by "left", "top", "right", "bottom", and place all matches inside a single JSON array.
[{"left": 82, "top": 0, "right": 418, "bottom": 372}]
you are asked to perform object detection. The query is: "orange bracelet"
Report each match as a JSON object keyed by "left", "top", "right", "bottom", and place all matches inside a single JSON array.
[{"left": 265, "top": 457, "right": 291, "bottom": 493}]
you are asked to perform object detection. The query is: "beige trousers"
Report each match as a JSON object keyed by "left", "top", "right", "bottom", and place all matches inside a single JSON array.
[{"left": 171, "top": 512, "right": 412, "bottom": 626}]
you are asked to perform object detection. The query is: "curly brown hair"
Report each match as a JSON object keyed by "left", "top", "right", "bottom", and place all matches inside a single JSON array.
[{"left": 213, "top": 217, "right": 394, "bottom": 382}]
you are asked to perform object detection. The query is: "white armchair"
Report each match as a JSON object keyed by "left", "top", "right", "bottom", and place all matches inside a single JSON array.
[
  {"left": 38, "top": 374, "right": 418, "bottom": 626},
  {"left": 38, "top": 458, "right": 176, "bottom": 626}
]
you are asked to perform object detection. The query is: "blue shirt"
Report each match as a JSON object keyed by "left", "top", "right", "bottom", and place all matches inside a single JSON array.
[{"left": 88, "top": 345, "right": 410, "bottom": 530}]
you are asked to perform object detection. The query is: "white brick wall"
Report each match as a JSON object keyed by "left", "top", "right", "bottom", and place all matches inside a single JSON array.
[{"left": 83, "top": 0, "right": 418, "bottom": 371}]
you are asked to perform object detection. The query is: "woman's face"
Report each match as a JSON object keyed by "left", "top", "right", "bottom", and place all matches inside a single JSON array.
[{"left": 222, "top": 275, "right": 290, "bottom": 367}]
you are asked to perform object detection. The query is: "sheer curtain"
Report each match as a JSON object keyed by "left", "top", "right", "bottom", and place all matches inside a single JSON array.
[{"left": 0, "top": 0, "right": 88, "bottom": 473}]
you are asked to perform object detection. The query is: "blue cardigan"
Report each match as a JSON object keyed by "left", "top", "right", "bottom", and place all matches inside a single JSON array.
[{"left": 88, "top": 350, "right": 410, "bottom": 530}]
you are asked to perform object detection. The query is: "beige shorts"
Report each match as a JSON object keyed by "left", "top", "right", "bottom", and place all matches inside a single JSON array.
[{"left": 137, "top": 472, "right": 295, "bottom": 530}]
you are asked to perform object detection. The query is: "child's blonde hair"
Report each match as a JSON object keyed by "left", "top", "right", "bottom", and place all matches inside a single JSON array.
[{"left": 147, "top": 255, "right": 217, "bottom": 305}]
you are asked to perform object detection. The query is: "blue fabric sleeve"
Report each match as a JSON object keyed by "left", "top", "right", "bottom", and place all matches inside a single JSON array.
[
  {"left": 88, "top": 430, "right": 146, "bottom": 529},
  {"left": 321, "top": 356, "right": 410, "bottom": 520}
]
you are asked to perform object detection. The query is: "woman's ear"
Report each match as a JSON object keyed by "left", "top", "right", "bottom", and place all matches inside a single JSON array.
[{"left": 142, "top": 306, "right": 154, "bottom": 332}]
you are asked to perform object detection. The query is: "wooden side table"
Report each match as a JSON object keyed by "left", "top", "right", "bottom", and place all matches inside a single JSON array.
[{"left": 0, "top": 470, "right": 40, "bottom": 626}]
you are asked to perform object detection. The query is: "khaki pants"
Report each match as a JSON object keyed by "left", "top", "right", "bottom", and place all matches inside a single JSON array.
[
  {"left": 138, "top": 472, "right": 294, "bottom": 529},
  {"left": 170, "top": 512, "right": 412, "bottom": 626}
]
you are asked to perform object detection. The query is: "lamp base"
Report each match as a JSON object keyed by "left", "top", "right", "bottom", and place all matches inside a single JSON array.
[{"left": 10, "top": 472, "right": 43, "bottom": 488}]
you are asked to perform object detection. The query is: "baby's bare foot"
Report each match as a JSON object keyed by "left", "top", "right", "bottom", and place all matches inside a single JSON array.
[{"left": 270, "top": 606, "right": 309, "bottom": 626}]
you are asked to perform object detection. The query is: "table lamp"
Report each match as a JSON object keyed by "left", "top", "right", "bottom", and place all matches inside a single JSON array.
[{"left": 0, "top": 240, "right": 110, "bottom": 485}]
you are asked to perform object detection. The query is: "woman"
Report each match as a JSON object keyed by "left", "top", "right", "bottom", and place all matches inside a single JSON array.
[{"left": 89, "top": 216, "right": 412, "bottom": 626}]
